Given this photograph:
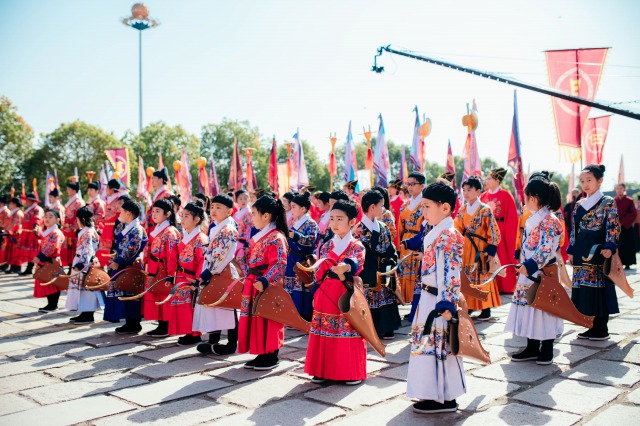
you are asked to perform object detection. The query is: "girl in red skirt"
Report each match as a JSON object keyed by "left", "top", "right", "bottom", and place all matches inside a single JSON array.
[
  {"left": 33, "top": 209, "right": 65, "bottom": 312},
  {"left": 170, "top": 201, "right": 208, "bottom": 346},
  {"left": 237, "top": 195, "right": 288, "bottom": 370},
  {"left": 143, "top": 199, "right": 180, "bottom": 337},
  {"left": 304, "top": 200, "right": 366, "bottom": 385}
]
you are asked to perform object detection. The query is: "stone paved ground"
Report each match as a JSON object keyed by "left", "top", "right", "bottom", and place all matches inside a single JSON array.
[{"left": 0, "top": 259, "right": 639, "bottom": 425}]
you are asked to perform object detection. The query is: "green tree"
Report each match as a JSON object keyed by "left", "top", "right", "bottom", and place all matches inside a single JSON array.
[
  {"left": 23, "top": 121, "right": 121, "bottom": 199},
  {"left": 0, "top": 96, "right": 34, "bottom": 192},
  {"left": 124, "top": 121, "right": 201, "bottom": 192}
]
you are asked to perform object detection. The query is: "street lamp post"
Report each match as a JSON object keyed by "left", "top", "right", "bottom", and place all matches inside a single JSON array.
[{"left": 122, "top": 3, "right": 159, "bottom": 134}]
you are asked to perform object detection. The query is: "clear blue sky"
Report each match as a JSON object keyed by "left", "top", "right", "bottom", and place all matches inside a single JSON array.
[{"left": 1, "top": 0, "right": 639, "bottom": 188}]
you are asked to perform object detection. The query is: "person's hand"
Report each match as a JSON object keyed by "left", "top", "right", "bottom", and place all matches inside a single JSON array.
[
  {"left": 253, "top": 281, "right": 264, "bottom": 292},
  {"left": 288, "top": 230, "right": 294, "bottom": 239},
  {"left": 32, "top": 256, "right": 39, "bottom": 265},
  {"left": 441, "top": 310, "right": 452, "bottom": 321},
  {"left": 414, "top": 252, "right": 424, "bottom": 261},
  {"left": 92, "top": 257, "right": 100, "bottom": 266},
  {"left": 73, "top": 267, "right": 81, "bottom": 272},
  {"left": 331, "top": 263, "right": 351, "bottom": 275},
  {"left": 516, "top": 264, "right": 527, "bottom": 275},
  {"left": 567, "top": 254, "right": 573, "bottom": 265},
  {"left": 487, "top": 255, "right": 494, "bottom": 263},
  {"left": 109, "top": 261, "right": 118, "bottom": 270},
  {"left": 601, "top": 249, "right": 612, "bottom": 259}
]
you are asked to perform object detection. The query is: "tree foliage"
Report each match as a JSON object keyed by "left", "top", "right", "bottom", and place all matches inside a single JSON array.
[{"left": 0, "top": 96, "right": 33, "bottom": 191}]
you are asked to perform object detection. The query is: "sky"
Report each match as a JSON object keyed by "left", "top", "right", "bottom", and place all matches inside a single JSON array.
[{"left": 1, "top": 0, "right": 639, "bottom": 189}]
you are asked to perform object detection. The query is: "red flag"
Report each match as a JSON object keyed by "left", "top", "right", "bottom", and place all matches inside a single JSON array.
[
  {"left": 544, "top": 48, "right": 609, "bottom": 162},
  {"left": 268, "top": 136, "right": 279, "bottom": 193},
  {"left": 227, "top": 138, "right": 244, "bottom": 191},
  {"left": 197, "top": 158, "right": 210, "bottom": 196},
  {"left": 245, "top": 149, "right": 257, "bottom": 193},
  {"left": 461, "top": 101, "right": 482, "bottom": 181},
  {"left": 507, "top": 91, "right": 525, "bottom": 206},
  {"left": 618, "top": 155, "right": 624, "bottom": 184},
  {"left": 179, "top": 148, "right": 192, "bottom": 205},
  {"left": 209, "top": 154, "right": 220, "bottom": 196},
  {"left": 583, "top": 115, "right": 610, "bottom": 165},
  {"left": 136, "top": 155, "right": 150, "bottom": 202},
  {"left": 446, "top": 139, "right": 456, "bottom": 189},
  {"left": 105, "top": 148, "right": 131, "bottom": 186}
]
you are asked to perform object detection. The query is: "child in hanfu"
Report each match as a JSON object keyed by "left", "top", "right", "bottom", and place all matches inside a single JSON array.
[
  {"left": 33, "top": 209, "right": 65, "bottom": 312},
  {"left": 407, "top": 182, "right": 466, "bottom": 414},
  {"left": 233, "top": 189, "right": 253, "bottom": 275}
]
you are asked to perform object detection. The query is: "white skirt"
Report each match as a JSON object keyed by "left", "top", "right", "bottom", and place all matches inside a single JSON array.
[
  {"left": 505, "top": 303, "right": 564, "bottom": 341},
  {"left": 406, "top": 289, "right": 466, "bottom": 403},
  {"left": 192, "top": 305, "right": 236, "bottom": 333},
  {"left": 65, "top": 271, "right": 103, "bottom": 312}
]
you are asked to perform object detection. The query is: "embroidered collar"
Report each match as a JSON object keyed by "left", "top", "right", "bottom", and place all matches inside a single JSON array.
[
  {"left": 153, "top": 186, "right": 167, "bottom": 201},
  {"left": 235, "top": 206, "right": 249, "bottom": 219},
  {"left": 181, "top": 226, "right": 201, "bottom": 245},
  {"left": 331, "top": 231, "right": 353, "bottom": 256},
  {"left": 209, "top": 216, "right": 232, "bottom": 239},
  {"left": 319, "top": 211, "right": 330, "bottom": 227},
  {"left": 466, "top": 199, "right": 480, "bottom": 216},
  {"left": 42, "top": 224, "right": 59, "bottom": 237},
  {"left": 390, "top": 195, "right": 399, "bottom": 203},
  {"left": 150, "top": 220, "right": 170, "bottom": 238},
  {"left": 120, "top": 218, "right": 140, "bottom": 237},
  {"left": 24, "top": 203, "right": 38, "bottom": 214},
  {"left": 50, "top": 200, "right": 61, "bottom": 208},
  {"left": 408, "top": 194, "right": 423, "bottom": 211},
  {"left": 488, "top": 187, "right": 500, "bottom": 195},
  {"left": 580, "top": 190, "right": 603, "bottom": 211},
  {"left": 361, "top": 215, "right": 380, "bottom": 233},
  {"left": 64, "top": 194, "right": 80, "bottom": 208},
  {"left": 8, "top": 207, "right": 20, "bottom": 217},
  {"left": 292, "top": 213, "right": 310, "bottom": 230},
  {"left": 106, "top": 192, "right": 120, "bottom": 204},
  {"left": 423, "top": 216, "right": 454, "bottom": 248},
  {"left": 90, "top": 195, "right": 100, "bottom": 204},
  {"left": 252, "top": 222, "right": 276, "bottom": 243},
  {"left": 78, "top": 226, "right": 93, "bottom": 239},
  {"left": 525, "top": 207, "right": 550, "bottom": 234}
]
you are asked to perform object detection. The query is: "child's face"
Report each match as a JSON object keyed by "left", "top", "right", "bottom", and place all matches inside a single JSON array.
[
  {"left": 210, "top": 203, "right": 232, "bottom": 223},
  {"left": 290, "top": 202, "right": 306, "bottom": 220},
  {"left": 579, "top": 171, "right": 602, "bottom": 196},
  {"left": 329, "top": 209, "right": 355, "bottom": 237},
  {"left": 251, "top": 206, "right": 272, "bottom": 230},
  {"left": 151, "top": 207, "right": 169, "bottom": 225},
  {"left": 180, "top": 210, "right": 199, "bottom": 231},
  {"left": 43, "top": 212, "right": 58, "bottom": 228},
  {"left": 462, "top": 185, "right": 481, "bottom": 203},
  {"left": 421, "top": 199, "right": 451, "bottom": 226},
  {"left": 236, "top": 194, "right": 249, "bottom": 207}
]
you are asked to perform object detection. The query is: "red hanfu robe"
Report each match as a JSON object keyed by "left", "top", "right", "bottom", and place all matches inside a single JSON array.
[
  {"left": 16, "top": 204, "right": 44, "bottom": 264},
  {"left": 142, "top": 222, "right": 180, "bottom": 321},
  {"left": 480, "top": 188, "right": 518, "bottom": 293},
  {"left": 166, "top": 229, "right": 207, "bottom": 335},
  {"left": 305, "top": 236, "right": 366, "bottom": 381},
  {"left": 237, "top": 226, "right": 288, "bottom": 355},
  {"left": 0, "top": 206, "right": 9, "bottom": 265},
  {"left": 6, "top": 208, "right": 24, "bottom": 267},
  {"left": 61, "top": 195, "right": 85, "bottom": 267},
  {"left": 96, "top": 193, "right": 120, "bottom": 266},
  {"left": 144, "top": 187, "right": 172, "bottom": 233},
  {"left": 233, "top": 206, "right": 253, "bottom": 275},
  {"left": 88, "top": 195, "right": 106, "bottom": 234},
  {"left": 49, "top": 201, "right": 65, "bottom": 219},
  {"left": 33, "top": 225, "right": 65, "bottom": 297}
]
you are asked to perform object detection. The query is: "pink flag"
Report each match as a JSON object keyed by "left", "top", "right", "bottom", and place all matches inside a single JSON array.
[
  {"left": 618, "top": 155, "right": 624, "bottom": 184},
  {"left": 507, "top": 91, "right": 525, "bottom": 206},
  {"left": 136, "top": 155, "right": 150, "bottom": 203},
  {"left": 461, "top": 101, "right": 482, "bottom": 182},
  {"left": 209, "top": 154, "right": 220, "bottom": 196},
  {"left": 583, "top": 115, "right": 610, "bottom": 165},
  {"left": 227, "top": 138, "right": 244, "bottom": 191},
  {"left": 104, "top": 148, "right": 131, "bottom": 186},
  {"left": 178, "top": 148, "right": 192, "bottom": 205}
]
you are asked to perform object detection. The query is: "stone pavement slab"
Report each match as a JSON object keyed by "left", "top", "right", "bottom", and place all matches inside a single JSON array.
[
  {"left": 0, "top": 371, "right": 60, "bottom": 395},
  {"left": 457, "top": 402, "right": 581, "bottom": 426},
  {"left": 561, "top": 359, "right": 640, "bottom": 387},
  {"left": 133, "top": 345, "right": 200, "bottom": 363},
  {"left": 84, "top": 332, "right": 156, "bottom": 348},
  {"left": 628, "top": 387, "right": 640, "bottom": 404},
  {"left": 131, "top": 356, "right": 230, "bottom": 379},
  {"left": 585, "top": 404, "right": 640, "bottom": 425},
  {"left": 0, "top": 394, "right": 135, "bottom": 426},
  {"left": 91, "top": 397, "right": 239, "bottom": 426},
  {"left": 513, "top": 377, "right": 621, "bottom": 414},
  {"left": 0, "top": 355, "right": 75, "bottom": 377},
  {"left": 47, "top": 355, "right": 148, "bottom": 381},
  {"left": 67, "top": 343, "right": 151, "bottom": 361},
  {"left": 7, "top": 342, "right": 87, "bottom": 361},
  {"left": 110, "top": 374, "right": 231, "bottom": 406},
  {"left": 481, "top": 332, "right": 526, "bottom": 349},
  {"left": 206, "top": 360, "right": 299, "bottom": 383},
  {"left": 20, "top": 371, "right": 148, "bottom": 405},
  {"left": 471, "top": 359, "right": 562, "bottom": 383},
  {"left": 366, "top": 340, "right": 411, "bottom": 364},
  {"left": 551, "top": 342, "right": 600, "bottom": 365},
  {"left": 0, "top": 393, "right": 39, "bottom": 416},
  {"left": 599, "top": 342, "right": 640, "bottom": 364},
  {"left": 0, "top": 339, "right": 36, "bottom": 354},
  {"left": 303, "top": 376, "right": 406, "bottom": 409},
  {"left": 556, "top": 331, "right": 625, "bottom": 348},
  {"left": 208, "top": 375, "right": 319, "bottom": 409},
  {"left": 211, "top": 398, "right": 346, "bottom": 426},
  {"left": 457, "top": 376, "right": 520, "bottom": 411},
  {"left": 331, "top": 398, "right": 455, "bottom": 426},
  {"left": 377, "top": 363, "right": 408, "bottom": 381}
]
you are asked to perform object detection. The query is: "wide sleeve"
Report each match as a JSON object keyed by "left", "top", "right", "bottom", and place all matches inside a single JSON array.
[
  {"left": 502, "top": 190, "right": 519, "bottom": 259},
  {"left": 453, "top": 208, "right": 464, "bottom": 235},
  {"left": 34, "top": 208, "right": 44, "bottom": 231},
  {"left": 193, "top": 238, "right": 207, "bottom": 278},
  {"left": 256, "top": 234, "right": 288, "bottom": 288},
  {"left": 604, "top": 199, "right": 621, "bottom": 253},
  {"left": 567, "top": 202, "right": 579, "bottom": 255},
  {"left": 164, "top": 231, "right": 180, "bottom": 276},
  {"left": 402, "top": 223, "right": 425, "bottom": 252},
  {"left": 202, "top": 227, "right": 238, "bottom": 279},
  {"left": 484, "top": 207, "right": 501, "bottom": 257},
  {"left": 522, "top": 218, "right": 562, "bottom": 276},
  {"left": 290, "top": 221, "right": 319, "bottom": 251},
  {"left": 343, "top": 241, "right": 365, "bottom": 276},
  {"left": 114, "top": 227, "right": 147, "bottom": 266},
  {"left": 435, "top": 232, "right": 462, "bottom": 308},
  {"left": 73, "top": 233, "right": 97, "bottom": 271}
]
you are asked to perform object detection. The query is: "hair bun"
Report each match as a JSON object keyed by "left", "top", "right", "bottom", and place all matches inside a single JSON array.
[
  {"left": 193, "top": 199, "right": 204, "bottom": 208},
  {"left": 599, "top": 165, "right": 606, "bottom": 172},
  {"left": 303, "top": 192, "right": 311, "bottom": 199}
]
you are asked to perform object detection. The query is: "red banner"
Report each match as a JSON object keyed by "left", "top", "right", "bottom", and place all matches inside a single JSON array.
[
  {"left": 544, "top": 48, "right": 608, "bottom": 163},
  {"left": 104, "top": 148, "right": 130, "bottom": 186},
  {"left": 268, "top": 137, "right": 279, "bottom": 193},
  {"left": 583, "top": 115, "right": 610, "bottom": 165}
]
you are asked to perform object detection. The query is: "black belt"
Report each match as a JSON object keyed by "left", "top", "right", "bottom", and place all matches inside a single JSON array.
[
  {"left": 247, "top": 265, "right": 268, "bottom": 276},
  {"left": 149, "top": 253, "right": 161, "bottom": 263},
  {"left": 177, "top": 265, "right": 196, "bottom": 276},
  {"left": 495, "top": 217, "right": 505, "bottom": 222},
  {"left": 421, "top": 284, "right": 438, "bottom": 296}
]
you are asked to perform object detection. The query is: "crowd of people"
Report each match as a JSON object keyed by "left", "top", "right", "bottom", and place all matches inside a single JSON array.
[{"left": 0, "top": 163, "right": 636, "bottom": 414}]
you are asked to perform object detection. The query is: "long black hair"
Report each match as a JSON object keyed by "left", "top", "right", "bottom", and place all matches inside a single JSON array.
[
  {"left": 362, "top": 190, "right": 384, "bottom": 214},
  {"left": 291, "top": 191, "right": 311, "bottom": 210},
  {"left": 525, "top": 171, "right": 562, "bottom": 211},
  {"left": 582, "top": 164, "right": 606, "bottom": 180},
  {"left": 153, "top": 199, "right": 177, "bottom": 227},
  {"left": 76, "top": 206, "right": 95, "bottom": 228},
  {"left": 253, "top": 195, "right": 288, "bottom": 235},
  {"left": 183, "top": 200, "right": 205, "bottom": 225},
  {"left": 371, "top": 185, "right": 390, "bottom": 210}
]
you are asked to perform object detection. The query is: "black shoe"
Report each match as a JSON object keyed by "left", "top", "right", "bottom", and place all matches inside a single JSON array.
[
  {"left": 477, "top": 308, "right": 492, "bottom": 321},
  {"left": 253, "top": 352, "right": 279, "bottom": 371},
  {"left": 73, "top": 312, "right": 95, "bottom": 325},
  {"left": 311, "top": 376, "right": 326, "bottom": 384},
  {"left": 177, "top": 334, "right": 202, "bottom": 346},
  {"left": 244, "top": 355, "right": 261, "bottom": 369},
  {"left": 625, "top": 265, "right": 631, "bottom": 270},
  {"left": 343, "top": 379, "right": 362, "bottom": 385},
  {"left": 577, "top": 329, "right": 595, "bottom": 339},
  {"left": 115, "top": 322, "right": 142, "bottom": 335},
  {"left": 412, "top": 399, "right": 458, "bottom": 414},
  {"left": 382, "top": 332, "right": 395, "bottom": 340},
  {"left": 5, "top": 266, "right": 16, "bottom": 274},
  {"left": 38, "top": 305, "right": 57, "bottom": 313},
  {"left": 69, "top": 315, "right": 81, "bottom": 322},
  {"left": 196, "top": 343, "right": 214, "bottom": 355},
  {"left": 208, "top": 331, "right": 221, "bottom": 345},
  {"left": 146, "top": 321, "right": 169, "bottom": 338},
  {"left": 537, "top": 339, "right": 554, "bottom": 365},
  {"left": 511, "top": 339, "right": 540, "bottom": 362},
  {"left": 467, "top": 309, "right": 475, "bottom": 315},
  {"left": 19, "top": 263, "right": 34, "bottom": 276},
  {"left": 212, "top": 343, "right": 237, "bottom": 355},
  {"left": 589, "top": 332, "right": 610, "bottom": 341}
]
